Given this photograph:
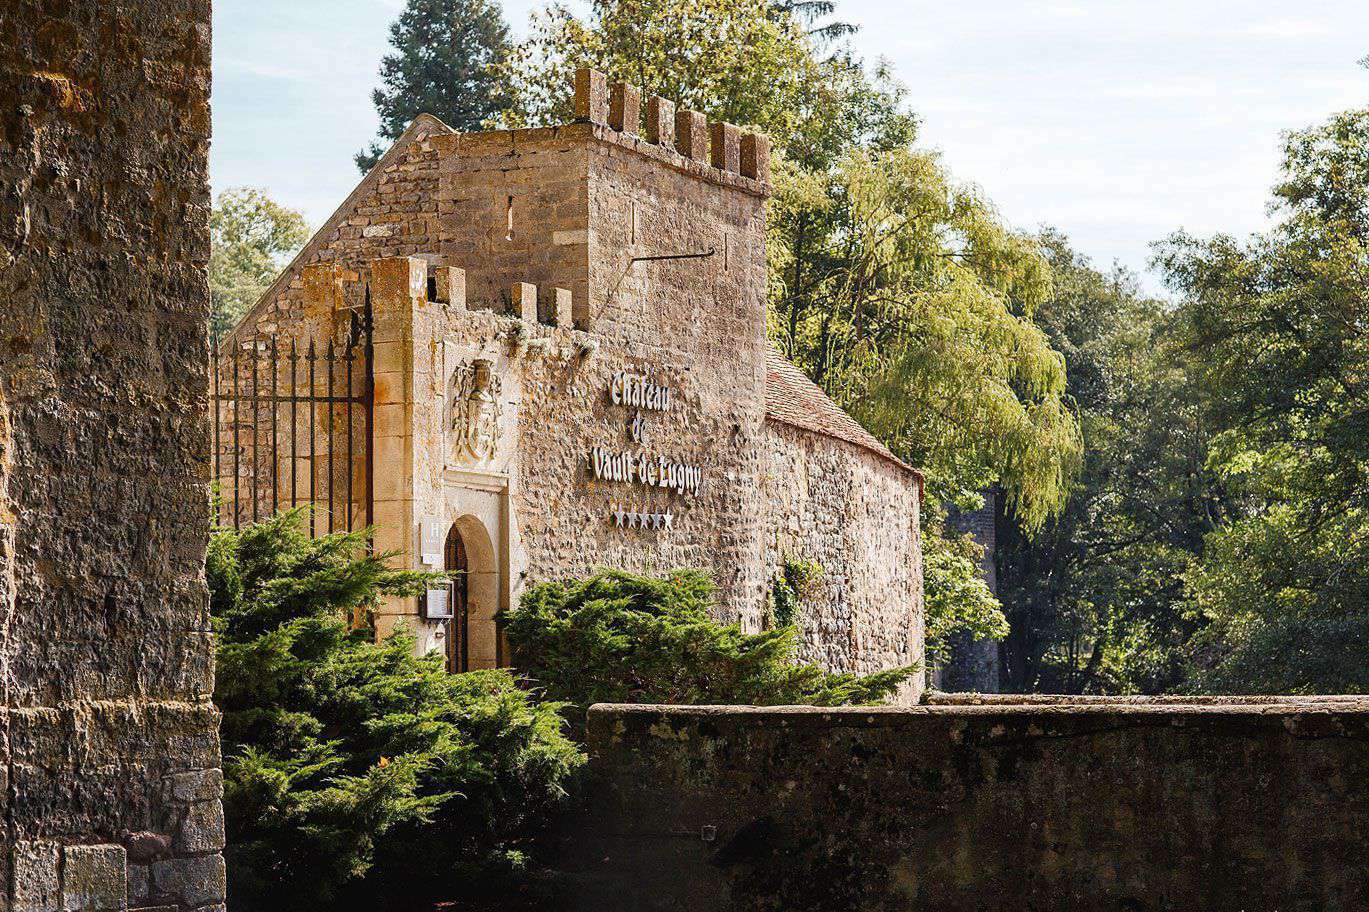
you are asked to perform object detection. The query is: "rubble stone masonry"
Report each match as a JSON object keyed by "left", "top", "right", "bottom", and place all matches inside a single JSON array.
[
  {"left": 0, "top": 2, "right": 225, "bottom": 909},
  {"left": 562, "top": 698, "right": 1369, "bottom": 911},
  {"left": 760, "top": 421, "right": 922, "bottom": 683}
]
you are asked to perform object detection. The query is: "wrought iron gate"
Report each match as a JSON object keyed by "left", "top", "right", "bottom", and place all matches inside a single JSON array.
[{"left": 212, "top": 301, "right": 374, "bottom": 535}]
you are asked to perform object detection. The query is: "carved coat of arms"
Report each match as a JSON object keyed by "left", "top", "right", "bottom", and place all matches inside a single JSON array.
[{"left": 449, "top": 358, "right": 503, "bottom": 462}]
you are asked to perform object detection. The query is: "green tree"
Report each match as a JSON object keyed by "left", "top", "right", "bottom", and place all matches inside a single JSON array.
[
  {"left": 784, "top": 148, "right": 1079, "bottom": 531},
  {"left": 209, "top": 188, "right": 309, "bottom": 340},
  {"left": 505, "top": 0, "right": 913, "bottom": 170},
  {"left": 356, "top": 0, "right": 516, "bottom": 171},
  {"left": 923, "top": 523, "right": 1006, "bottom": 666},
  {"left": 995, "top": 233, "right": 1223, "bottom": 694},
  {"left": 505, "top": 568, "right": 915, "bottom": 710},
  {"left": 212, "top": 509, "right": 583, "bottom": 911},
  {"left": 1157, "top": 106, "right": 1369, "bottom": 693}
]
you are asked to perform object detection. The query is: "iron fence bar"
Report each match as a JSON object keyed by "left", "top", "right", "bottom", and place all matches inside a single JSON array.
[
  {"left": 289, "top": 339, "right": 299, "bottom": 511},
  {"left": 326, "top": 339, "right": 335, "bottom": 535},
  {"left": 212, "top": 347, "right": 221, "bottom": 527},
  {"left": 363, "top": 286, "right": 375, "bottom": 534},
  {"left": 270, "top": 337, "right": 279, "bottom": 517},
  {"left": 345, "top": 345, "right": 354, "bottom": 533},
  {"left": 308, "top": 339, "right": 317, "bottom": 538},
  {"left": 230, "top": 346, "right": 240, "bottom": 530},
  {"left": 249, "top": 345, "right": 260, "bottom": 524}
]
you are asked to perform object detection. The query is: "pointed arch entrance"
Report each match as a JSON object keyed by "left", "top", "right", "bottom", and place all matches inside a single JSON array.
[{"left": 443, "top": 515, "right": 500, "bottom": 671}]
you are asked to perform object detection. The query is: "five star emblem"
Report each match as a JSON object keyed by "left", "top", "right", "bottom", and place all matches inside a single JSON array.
[{"left": 607, "top": 507, "right": 676, "bottom": 530}]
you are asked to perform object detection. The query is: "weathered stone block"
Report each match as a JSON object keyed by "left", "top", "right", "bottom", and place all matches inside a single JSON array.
[
  {"left": 609, "top": 82, "right": 641, "bottom": 134},
  {"left": 645, "top": 96, "right": 675, "bottom": 146},
  {"left": 125, "top": 864, "right": 149, "bottom": 906},
  {"left": 709, "top": 122, "right": 740, "bottom": 173},
  {"left": 552, "top": 288, "right": 574, "bottom": 327},
  {"left": 574, "top": 68, "right": 609, "bottom": 125},
  {"left": 435, "top": 266, "right": 466, "bottom": 308},
  {"left": 175, "top": 800, "right": 225, "bottom": 854},
  {"left": 512, "top": 282, "right": 538, "bottom": 321},
  {"left": 740, "top": 133, "right": 771, "bottom": 182},
  {"left": 371, "top": 256, "right": 427, "bottom": 306},
  {"left": 674, "top": 109, "right": 709, "bottom": 162},
  {"left": 12, "top": 841, "right": 61, "bottom": 912},
  {"left": 149, "top": 855, "right": 226, "bottom": 908},
  {"left": 165, "top": 769, "right": 221, "bottom": 804},
  {"left": 61, "top": 844, "right": 126, "bottom": 912}
]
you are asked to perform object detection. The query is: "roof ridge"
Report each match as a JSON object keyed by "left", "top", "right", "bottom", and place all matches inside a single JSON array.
[{"left": 762, "top": 344, "right": 919, "bottom": 478}]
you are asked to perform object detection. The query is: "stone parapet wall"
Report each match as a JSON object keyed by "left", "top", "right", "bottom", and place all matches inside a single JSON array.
[
  {"left": 0, "top": 1, "right": 225, "bottom": 909},
  {"left": 558, "top": 701, "right": 1369, "bottom": 911}
]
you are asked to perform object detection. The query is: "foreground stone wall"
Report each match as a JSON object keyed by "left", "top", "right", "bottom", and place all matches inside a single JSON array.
[
  {"left": 0, "top": 2, "right": 225, "bottom": 909},
  {"left": 760, "top": 421, "right": 922, "bottom": 691},
  {"left": 561, "top": 700, "right": 1369, "bottom": 911}
]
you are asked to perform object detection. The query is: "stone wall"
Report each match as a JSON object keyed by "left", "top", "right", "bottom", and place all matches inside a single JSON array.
[
  {"left": 559, "top": 699, "right": 1369, "bottom": 911},
  {"left": 0, "top": 2, "right": 225, "bottom": 909},
  {"left": 760, "top": 421, "right": 922, "bottom": 692}
]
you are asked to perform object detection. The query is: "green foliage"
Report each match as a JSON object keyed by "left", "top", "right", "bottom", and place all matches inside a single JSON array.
[
  {"left": 505, "top": 568, "right": 914, "bottom": 709},
  {"left": 505, "top": 0, "right": 914, "bottom": 172},
  {"left": 769, "top": 555, "right": 824, "bottom": 629},
  {"left": 209, "top": 188, "right": 308, "bottom": 340},
  {"left": 922, "top": 513, "right": 1007, "bottom": 665},
  {"left": 357, "top": 0, "right": 516, "bottom": 171},
  {"left": 212, "top": 509, "right": 583, "bottom": 911},
  {"left": 995, "top": 233, "right": 1220, "bottom": 694},
  {"left": 1155, "top": 106, "right": 1369, "bottom": 694}
]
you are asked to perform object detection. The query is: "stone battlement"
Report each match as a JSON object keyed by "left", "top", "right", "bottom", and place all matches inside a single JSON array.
[{"left": 572, "top": 68, "right": 771, "bottom": 187}]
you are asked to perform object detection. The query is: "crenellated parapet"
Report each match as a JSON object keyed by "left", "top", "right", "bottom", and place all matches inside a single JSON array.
[{"left": 571, "top": 67, "right": 772, "bottom": 187}]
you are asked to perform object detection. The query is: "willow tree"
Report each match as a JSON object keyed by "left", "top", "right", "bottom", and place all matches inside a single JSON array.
[{"left": 773, "top": 147, "right": 1080, "bottom": 529}]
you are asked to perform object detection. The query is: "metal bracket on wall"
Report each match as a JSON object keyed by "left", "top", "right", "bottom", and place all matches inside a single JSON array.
[{"left": 629, "top": 247, "right": 716, "bottom": 265}]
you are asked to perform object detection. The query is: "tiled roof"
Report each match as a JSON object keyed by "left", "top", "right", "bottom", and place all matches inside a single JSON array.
[{"left": 763, "top": 345, "right": 918, "bottom": 477}]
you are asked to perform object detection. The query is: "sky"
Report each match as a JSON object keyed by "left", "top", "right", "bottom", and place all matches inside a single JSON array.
[{"left": 212, "top": 0, "right": 1369, "bottom": 294}]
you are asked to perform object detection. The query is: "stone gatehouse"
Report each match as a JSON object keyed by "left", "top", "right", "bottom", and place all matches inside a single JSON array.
[{"left": 217, "top": 69, "right": 924, "bottom": 693}]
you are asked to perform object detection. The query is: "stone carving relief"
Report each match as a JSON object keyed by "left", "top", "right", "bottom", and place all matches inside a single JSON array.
[{"left": 450, "top": 358, "right": 503, "bottom": 462}]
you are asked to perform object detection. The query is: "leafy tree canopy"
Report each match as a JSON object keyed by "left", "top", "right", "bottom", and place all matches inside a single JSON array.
[
  {"left": 209, "top": 188, "right": 308, "bottom": 340},
  {"left": 994, "top": 232, "right": 1223, "bottom": 694},
  {"left": 789, "top": 148, "right": 1080, "bottom": 531},
  {"left": 357, "top": 0, "right": 516, "bottom": 171},
  {"left": 1157, "top": 106, "right": 1369, "bottom": 693}
]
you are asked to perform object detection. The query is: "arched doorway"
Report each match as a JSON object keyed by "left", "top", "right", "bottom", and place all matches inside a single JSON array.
[
  {"left": 443, "top": 516, "right": 500, "bottom": 672},
  {"left": 443, "top": 524, "right": 470, "bottom": 673}
]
